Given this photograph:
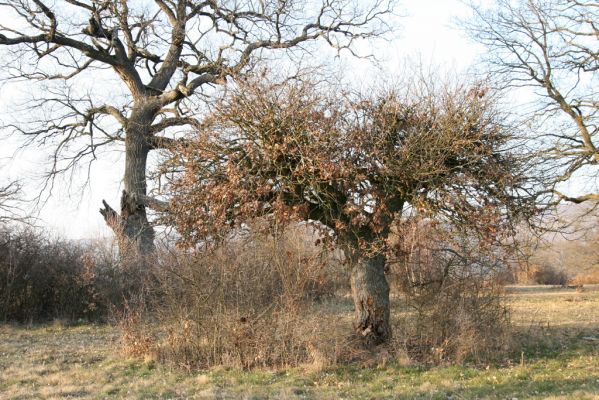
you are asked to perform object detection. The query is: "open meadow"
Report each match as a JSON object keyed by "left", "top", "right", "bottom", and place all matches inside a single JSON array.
[{"left": 1, "top": 285, "right": 598, "bottom": 400}]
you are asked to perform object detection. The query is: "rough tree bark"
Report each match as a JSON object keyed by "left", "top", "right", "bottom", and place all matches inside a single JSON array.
[
  {"left": 99, "top": 102, "right": 158, "bottom": 255},
  {"left": 350, "top": 252, "right": 391, "bottom": 344}
]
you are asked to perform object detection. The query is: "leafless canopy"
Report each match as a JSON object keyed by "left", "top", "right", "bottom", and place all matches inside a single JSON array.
[
  {"left": 0, "top": 181, "right": 25, "bottom": 223},
  {"left": 465, "top": 0, "right": 599, "bottom": 204},
  {"left": 0, "top": 0, "right": 393, "bottom": 163},
  {"left": 0, "top": 0, "right": 394, "bottom": 251}
]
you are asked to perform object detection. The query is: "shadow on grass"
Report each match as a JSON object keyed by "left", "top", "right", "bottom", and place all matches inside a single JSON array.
[
  {"left": 513, "top": 324, "right": 599, "bottom": 361},
  {"left": 399, "top": 376, "right": 599, "bottom": 400},
  {"left": 505, "top": 284, "right": 599, "bottom": 294}
]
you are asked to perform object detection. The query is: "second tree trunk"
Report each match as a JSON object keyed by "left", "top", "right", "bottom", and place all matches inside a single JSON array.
[{"left": 350, "top": 252, "right": 391, "bottom": 344}]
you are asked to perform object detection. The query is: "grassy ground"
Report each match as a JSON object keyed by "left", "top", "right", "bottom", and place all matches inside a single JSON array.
[{"left": 1, "top": 286, "right": 598, "bottom": 399}]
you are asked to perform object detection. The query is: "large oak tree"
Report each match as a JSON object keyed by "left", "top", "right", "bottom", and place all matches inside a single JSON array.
[{"left": 0, "top": 0, "right": 392, "bottom": 254}]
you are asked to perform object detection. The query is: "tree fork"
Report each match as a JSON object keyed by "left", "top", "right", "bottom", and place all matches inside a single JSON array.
[{"left": 100, "top": 190, "right": 155, "bottom": 255}]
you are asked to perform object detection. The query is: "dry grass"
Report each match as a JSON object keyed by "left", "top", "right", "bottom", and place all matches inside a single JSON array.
[
  {"left": 120, "top": 229, "right": 350, "bottom": 371},
  {"left": 507, "top": 284, "right": 599, "bottom": 327},
  {"left": 1, "top": 286, "right": 599, "bottom": 399}
]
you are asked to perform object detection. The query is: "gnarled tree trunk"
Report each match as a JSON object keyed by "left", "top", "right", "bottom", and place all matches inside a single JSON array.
[
  {"left": 350, "top": 252, "right": 391, "bottom": 344},
  {"left": 100, "top": 103, "right": 156, "bottom": 256}
]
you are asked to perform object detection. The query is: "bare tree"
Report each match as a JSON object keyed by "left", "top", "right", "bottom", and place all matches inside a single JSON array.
[
  {"left": 464, "top": 0, "right": 599, "bottom": 204},
  {"left": 165, "top": 75, "right": 535, "bottom": 344},
  {"left": 0, "top": 0, "right": 393, "bottom": 254},
  {"left": 0, "top": 181, "right": 24, "bottom": 223}
]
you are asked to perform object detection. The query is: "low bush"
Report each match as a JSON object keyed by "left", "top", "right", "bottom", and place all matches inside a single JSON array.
[
  {"left": 389, "top": 219, "right": 512, "bottom": 364},
  {"left": 0, "top": 220, "right": 518, "bottom": 368},
  {"left": 528, "top": 263, "right": 568, "bottom": 286},
  {"left": 570, "top": 269, "right": 599, "bottom": 285},
  {"left": 123, "top": 220, "right": 515, "bottom": 369},
  {"left": 121, "top": 227, "right": 348, "bottom": 370},
  {"left": 0, "top": 226, "right": 124, "bottom": 323}
]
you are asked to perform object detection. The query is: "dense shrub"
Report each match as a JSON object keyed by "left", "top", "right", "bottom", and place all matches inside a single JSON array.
[
  {"left": 0, "top": 226, "right": 124, "bottom": 323},
  {"left": 0, "top": 220, "right": 518, "bottom": 368},
  {"left": 570, "top": 269, "right": 599, "bottom": 285},
  {"left": 121, "top": 227, "right": 348, "bottom": 370},
  {"left": 122, "top": 221, "right": 516, "bottom": 369},
  {"left": 528, "top": 263, "right": 568, "bottom": 286},
  {"left": 390, "top": 219, "right": 512, "bottom": 364}
]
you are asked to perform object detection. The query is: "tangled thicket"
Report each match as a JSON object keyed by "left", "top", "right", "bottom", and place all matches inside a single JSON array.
[
  {"left": 121, "top": 227, "right": 350, "bottom": 370},
  {"left": 0, "top": 226, "right": 125, "bottom": 322},
  {"left": 120, "top": 220, "right": 515, "bottom": 368},
  {"left": 166, "top": 76, "right": 532, "bottom": 253},
  {"left": 390, "top": 218, "right": 513, "bottom": 363}
]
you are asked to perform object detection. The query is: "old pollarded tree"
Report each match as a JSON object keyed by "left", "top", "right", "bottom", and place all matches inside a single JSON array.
[{"left": 166, "top": 76, "right": 534, "bottom": 343}]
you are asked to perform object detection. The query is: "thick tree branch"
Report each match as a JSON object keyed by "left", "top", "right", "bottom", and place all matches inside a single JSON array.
[
  {"left": 139, "top": 194, "right": 170, "bottom": 212},
  {"left": 150, "top": 117, "right": 203, "bottom": 134},
  {"left": 148, "top": 0, "right": 186, "bottom": 91},
  {"left": 99, "top": 199, "right": 123, "bottom": 232},
  {"left": 148, "top": 135, "right": 191, "bottom": 150},
  {"left": 553, "top": 191, "right": 599, "bottom": 204}
]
